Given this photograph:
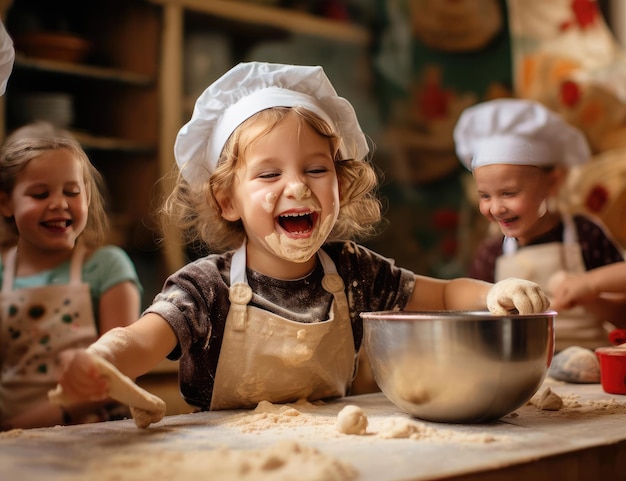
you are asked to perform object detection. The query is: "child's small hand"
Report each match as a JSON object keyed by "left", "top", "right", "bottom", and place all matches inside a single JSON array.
[
  {"left": 550, "top": 273, "right": 594, "bottom": 310},
  {"left": 487, "top": 278, "right": 550, "bottom": 315},
  {"left": 53, "top": 349, "right": 110, "bottom": 405}
]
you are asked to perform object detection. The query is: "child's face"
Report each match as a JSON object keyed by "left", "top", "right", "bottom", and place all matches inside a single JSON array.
[
  {"left": 0, "top": 148, "right": 89, "bottom": 255},
  {"left": 219, "top": 114, "right": 340, "bottom": 277},
  {"left": 473, "top": 164, "right": 556, "bottom": 243}
]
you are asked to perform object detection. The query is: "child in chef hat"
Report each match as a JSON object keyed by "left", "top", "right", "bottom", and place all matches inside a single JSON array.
[
  {"left": 454, "top": 98, "right": 624, "bottom": 351},
  {"left": 54, "top": 63, "right": 549, "bottom": 423}
]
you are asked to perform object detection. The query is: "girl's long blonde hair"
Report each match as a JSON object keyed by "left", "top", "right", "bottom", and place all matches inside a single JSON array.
[
  {"left": 0, "top": 122, "right": 109, "bottom": 249},
  {"left": 162, "top": 107, "right": 382, "bottom": 253}
]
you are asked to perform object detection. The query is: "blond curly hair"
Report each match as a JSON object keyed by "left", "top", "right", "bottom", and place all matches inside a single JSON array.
[{"left": 162, "top": 107, "right": 382, "bottom": 253}]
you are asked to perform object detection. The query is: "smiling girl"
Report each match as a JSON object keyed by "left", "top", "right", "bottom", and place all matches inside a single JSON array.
[
  {"left": 55, "top": 63, "right": 548, "bottom": 420},
  {"left": 0, "top": 122, "right": 142, "bottom": 430}
]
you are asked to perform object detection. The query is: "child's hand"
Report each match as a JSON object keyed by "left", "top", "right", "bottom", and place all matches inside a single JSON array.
[
  {"left": 550, "top": 272, "right": 594, "bottom": 310},
  {"left": 52, "top": 348, "right": 167, "bottom": 429},
  {"left": 487, "top": 278, "right": 550, "bottom": 315},
  {"left": 52, "top": 349, "right": 110, "bottom": 405}
]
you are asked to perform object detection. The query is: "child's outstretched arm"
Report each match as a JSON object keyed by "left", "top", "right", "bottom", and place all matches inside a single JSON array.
[
  {"left": 551, "top": 262, "right": 626, "bottom": 309},
  {"left": 56, "top": 313, "right": 177, "bottom": 405},
  {"left": 406, "top": 275, "right": 550, "bottom": 315},
  {"left": 550, "top": 263, "right": 626, "bottom": 327}
]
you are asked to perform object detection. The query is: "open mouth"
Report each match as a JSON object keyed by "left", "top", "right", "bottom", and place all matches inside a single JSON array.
[
  {"left": 42, "top": 220, "right": 72, "bottom": 229},
  {"left": 277, "top": 211, "right": 318, "bottom": 235},
  {"left": 496, "top": 216, "right": 518, "bottom": 226}
]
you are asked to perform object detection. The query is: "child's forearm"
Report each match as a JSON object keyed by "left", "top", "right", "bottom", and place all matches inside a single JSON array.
[
  {"left": 89, "top": 314, "right": 177, "bottom": 380},
  {"left": 585, "top": 262, "right": 626, "bottom": 295}
]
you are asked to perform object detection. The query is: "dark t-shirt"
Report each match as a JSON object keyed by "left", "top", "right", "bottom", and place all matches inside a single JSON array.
[
  {"left": 144, "top": 241, "right": 416, "bottom": 409},
  {"left": 469, "top": 214, "right": 624, "bottom": 282}
]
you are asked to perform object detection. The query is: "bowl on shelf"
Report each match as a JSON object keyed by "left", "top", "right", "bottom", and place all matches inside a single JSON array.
[
  {"left": 9, "top": 92, "right": 74, "bottom": 128},
  {"left": 360, "top": 310, "right": 556, "bottom": 423},
  {"left": 14, "top": 31, "right": 92, "bottom": 64}
]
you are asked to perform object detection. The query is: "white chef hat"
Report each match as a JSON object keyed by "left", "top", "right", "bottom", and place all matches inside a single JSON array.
[
  {"left": 453, "top": 98, "right": 591, "bottom": 171},
  {"left": 174, "top": 61, "right": 369, "bottom": 186}
]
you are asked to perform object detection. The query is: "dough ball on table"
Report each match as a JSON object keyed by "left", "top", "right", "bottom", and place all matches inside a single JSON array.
[
  {"left": 336, "top": 405, "right": 368, "bottom": 435},
  {"left": 548, "top": 345, "right": 601, "bottom": 383}
]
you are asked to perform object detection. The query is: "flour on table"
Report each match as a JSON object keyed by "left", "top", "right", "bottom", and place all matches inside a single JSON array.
[
  {"left": 336, "top": 405, "right": 368, "bottom": 435},
  {"left": 523, "top": 388, "right": 626, "bottom": 418},
  {"left": 376, "top": 418, "right": 499, "bottom": 443},
  {"left": 217, "top": 399, "right": 333, "bottom": 434},
  {"left": 71, "top": 440, "right": 358, "bottom": 481},
  {"left": 219, "top": 399, "right": 503, "bottom": 443}
]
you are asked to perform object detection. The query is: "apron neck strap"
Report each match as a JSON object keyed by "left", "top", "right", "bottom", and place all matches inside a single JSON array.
[
  {"left": 1, "top": 247, "right": 17, "bottom": 291},
  {"left": 1, "top": 240, "right": 87, "bottom": 291},
  {"left": 502, "top": 214, "right": 578, "bottom": 254},
  {"left": 69, "top": 240, "right": 87, "bottom": 284},
  {"left": 230, "top": 241, "right": 337, "bottom": 285}
]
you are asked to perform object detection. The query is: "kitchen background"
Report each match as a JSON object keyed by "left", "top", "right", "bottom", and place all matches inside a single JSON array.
[{"left": 1, "top": 0, "right": 625, "bottom": 310}]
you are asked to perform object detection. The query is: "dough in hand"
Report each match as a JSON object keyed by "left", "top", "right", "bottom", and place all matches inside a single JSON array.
[{"left": 49, "top": 351, "right": 166, "bottom": 428}]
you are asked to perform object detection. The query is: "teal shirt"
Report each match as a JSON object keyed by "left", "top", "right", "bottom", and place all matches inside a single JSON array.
[{"left": 0, "top": 245, "right": 143, "bottom": 328}]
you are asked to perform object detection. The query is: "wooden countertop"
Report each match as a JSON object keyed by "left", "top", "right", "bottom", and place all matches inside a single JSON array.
[{"left": 1, "top": 379, "right": 625, "bottom": 480}]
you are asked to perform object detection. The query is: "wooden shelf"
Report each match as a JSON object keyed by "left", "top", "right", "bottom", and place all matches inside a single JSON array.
[
  {"left": 13, "top": 55, "right": 155, "bottom": 86},
  {"left": 148, "top": 0, "right": 371, "bottom": 45},
  {"left": 70, "top": 130, "right": 155, "bottom": 154}
]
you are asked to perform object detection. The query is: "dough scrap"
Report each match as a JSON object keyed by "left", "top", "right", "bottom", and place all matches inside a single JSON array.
[
  {"left": 529, "top": 387, "right": 563, "bottom": 411},
  {"left": 335, "top": 405, "right": 368, "bottom": 435},
  {"left": 48, "top": 351, "right": 166, "bottom": 428}
]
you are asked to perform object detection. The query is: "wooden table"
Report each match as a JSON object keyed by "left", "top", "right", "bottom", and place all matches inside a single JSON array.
[{"left": 1, "top": 379, "right": 625, "bottom": 481}]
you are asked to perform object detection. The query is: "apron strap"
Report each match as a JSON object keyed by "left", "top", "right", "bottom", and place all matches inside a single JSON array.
[
  {"left": 1, "top": 241, "right": 86, "bottom": 292},
  {"left": 230, "top": 241, "right": 339, "bottom": 283},
  {"left": 1, "top": 247, "right": 17, "bottom": 292},
  {"left": 502, "top": 214, "right": 579, "bottom": 256},
  {"left": 68, "top": 240, "right": 87, "bottom": 285},
  {"left": 228, "top": 242, "right": 345, "bottom": 327},
  {"left": 318, "top": 249, "right": 345, "bottom": 294},
  {"left": 230, "top": 241, "right": 247, "bottom": 285}
]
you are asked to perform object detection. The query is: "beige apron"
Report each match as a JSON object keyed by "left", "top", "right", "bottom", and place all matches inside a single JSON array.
[
  {"left": 496, "top": 215, "right": 609, "bottom": 351},
  {"left": 0, "top": 242, "right": 97, "bottom": 420},
  {"left": 210, "top": 243, "right": 355, "bottom": 410}
]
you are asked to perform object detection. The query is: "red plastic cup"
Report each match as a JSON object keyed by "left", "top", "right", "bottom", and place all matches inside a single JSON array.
[{"left": 595, "top": 346, "right": 626, "bottom": 395}]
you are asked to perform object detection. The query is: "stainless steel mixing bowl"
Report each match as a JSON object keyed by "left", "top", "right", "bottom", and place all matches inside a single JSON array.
[{"left": 360, "top": 310, "right": 556, "bottom": 423}]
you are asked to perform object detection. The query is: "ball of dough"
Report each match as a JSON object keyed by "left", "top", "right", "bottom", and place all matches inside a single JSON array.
[
  {"left": 548, "top": 346, "right": 601, "bottom": 383},
  {"left": 336, "top": 405, "right": 368, "bottom": 435}
]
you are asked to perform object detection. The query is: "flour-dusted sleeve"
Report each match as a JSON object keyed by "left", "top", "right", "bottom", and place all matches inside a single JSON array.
[
  {"left": 332, "top": 241, "right": 416, "bottom": 314},
  {"left": 142, "top": 256, "right": 231, "bottom": 360}
]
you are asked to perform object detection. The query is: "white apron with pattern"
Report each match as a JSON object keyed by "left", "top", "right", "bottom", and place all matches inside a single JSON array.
[
  {"left": 0, "top": 242, "right": 97, "bottom": 419},
  {"left": 210, "top": 243, "right": 355, "bottom": 410},
  {"left": 496, "top": 215, "right": 609, "bottom": 351}
]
